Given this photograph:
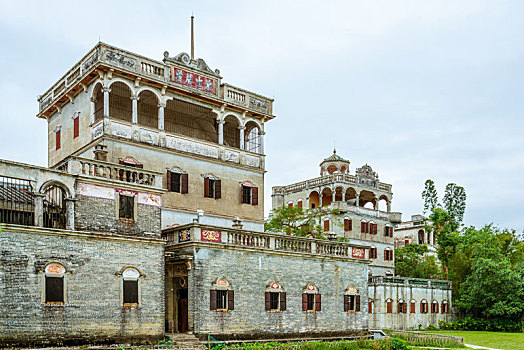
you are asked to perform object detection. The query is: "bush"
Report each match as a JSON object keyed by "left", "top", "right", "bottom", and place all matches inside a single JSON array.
[{"left": 438, "top": 317, "right": 524, "bottom": 332}]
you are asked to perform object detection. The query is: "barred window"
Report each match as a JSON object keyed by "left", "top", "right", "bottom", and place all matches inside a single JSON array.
[
  {"left": 265, "top": 282, "right": 286, "bottom": 312},
  {"left": 122, "top": 268, "right": 140, "bottom": 306},
  {"left": 210, "top": 278, "right": 234, "bottom": 311},
  {"left": 44, "top": 263, "right": 65, "bottom": 304}
]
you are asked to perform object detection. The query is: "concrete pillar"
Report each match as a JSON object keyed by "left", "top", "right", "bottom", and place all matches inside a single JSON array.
[
  {"left": 66, "top": 198, "right": 76, "bottom": 230},
  {"left": 158, "top": 102, "right": 165, "bottom": 130},
  {"left": 103, "top": 87, "right": 111, "bottom": 117},
  {"left": 34, "top": 194, "right": 44, "bottom": 227},
  {"left": 260, "top": 131, "right": 265, "bottom": 154},
  {"left": 90, "top": 98, "right": 95, "bottom": 124},
  {"left": 218, "top": 120, "right": 224, "bottom": 145},
  {"left": 356, "top": 194, "right": 360, "bottom": 207},
  {"left": 239, "top": 126, "right": 245, "bottom": 150},
  {"left": 332, "top": 189, "right": 336, "bottom": 202},
  {"left": 387, "top": 200, "right": 391, "bottom": 212},
  {"left": 132, "top": 95, "right": 139, "bottom": 124}
]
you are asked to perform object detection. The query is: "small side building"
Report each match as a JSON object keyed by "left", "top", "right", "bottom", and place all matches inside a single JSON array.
[{"left": 394, "top": 214, "right": 438, "bottom": 257}]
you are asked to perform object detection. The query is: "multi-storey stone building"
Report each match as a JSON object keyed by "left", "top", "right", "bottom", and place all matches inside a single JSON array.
[
  {"left": 394, "top": 214, "right": 438, "bottom": 256},
  {"left": 272, "top": 151, "right": 402, "bottom": 276},
  {"left": 0, "top": 39, "right": 452, "bottom": 347}
]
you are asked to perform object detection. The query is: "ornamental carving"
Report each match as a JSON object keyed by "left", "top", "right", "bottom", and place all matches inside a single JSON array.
[
  {"left": 250, "top": 97, "right": 269, "bottom": 111},
  {"left": 112, "top": 122, "right": 132, "bottom": 139},
  {"left": 166, "top": 136, "right": 219, "bottom": 159},
  {"left": 105, "top": 50, "right": 136, "bottom": 69},
  {"left": 245, "top": 155, "right": 260, "bottom": 168},
  {"left": 92, "top": 124, "right": 103, "bottom": 139},
  {"left": 201, "top": 230, "right": 221, "bottom": 243},
  {"left": 356, "top": 164, "right": 378, "bottom": 180}
]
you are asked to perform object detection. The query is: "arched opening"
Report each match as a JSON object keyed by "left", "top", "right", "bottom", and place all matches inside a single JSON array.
[
  {"left": 93, "top": 83, "right": 104, "bottom": 122},
  {"left": 340, "top": 165, "right": 347, "bottom": 174},
  {"left": 309, "top": 191, "right": 320, "bottom": 209},
  {"left": 418, "top": 229, "right": 425, "bottom": 244},
  {"left": 359, "top": 190, "right": 376, "bottom": 208},
  {"left": 378, "top": 195, "right": 388, "bottom": 211},
  {"left": 334, "top": 186, "right": 343, "bottom": 202},
  {"left": 321, "top": 188, "right": 332, "bottom": 206},
  {"left": 345, "top": 187, "right": 357, "bottom": 205},
  {"left": 245, "top": 121, "right": 262, "bottom": 154},
  {"left": 43, "top": 185, "right": 67, "bottom": 229},
  {"left": 223, "top": 115, "right": 240, "bottom": 148},
  {"left": 327, "top": 164, "right": 337, "bottom": 174},
  {"left": 109, "top": 82, "right": 132, "bottom": 123},
  {"left": 165, "top": 99, "right": 217, "bottom": 142},
  {"left": 137, "top": 90, "right": 158, "bottom": 128}
]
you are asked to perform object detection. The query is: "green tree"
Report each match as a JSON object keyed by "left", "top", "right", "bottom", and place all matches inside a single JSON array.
[
  {"left": 422, "top": 179, "right": 438, "bottom": 214},
  {"left": 394, "top": 243, "right": 442, "bottom": 279},
  {"left": 265, "top": 206, "right": 340, "bottom": 239}
]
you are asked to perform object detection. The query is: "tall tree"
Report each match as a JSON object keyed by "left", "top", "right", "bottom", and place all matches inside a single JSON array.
[
  {"left": 422, "top": 179, "right": 438, "bottom": 214},
  {"left": 265, "top": 206, "right": 339, "bottom": 239},
  {"left": 443, "top": 183, "right": 466, "bottom": 231}
]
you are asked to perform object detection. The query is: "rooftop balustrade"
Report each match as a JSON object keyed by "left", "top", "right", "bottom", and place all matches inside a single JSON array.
[
  {"left": 368, "top": 275, "right": 452, "bottom": 289},
  {"left": 163, "top": 223, "right": 370, "bottom": 262}
]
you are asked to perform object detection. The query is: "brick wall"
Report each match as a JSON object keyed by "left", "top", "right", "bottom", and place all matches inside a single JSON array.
[
  {"left": 182, "top": 246, "right": 369, "bottom": 338},
  {"left": 0, "top": 227, "right": 165, "bottom": 347},
  {"left": 75, "top": 195, "right": 161, "bottom": 236}
]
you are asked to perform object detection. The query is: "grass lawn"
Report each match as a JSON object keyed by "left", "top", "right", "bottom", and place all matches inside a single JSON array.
[{"left": 423, "top": 330, "right": 524, "bottom": 350}]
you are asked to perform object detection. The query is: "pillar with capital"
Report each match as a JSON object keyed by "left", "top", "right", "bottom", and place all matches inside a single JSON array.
[
  {"left": 158, "top": 102, "right": 166, "bottom": 130},
  {"left": 260, "top": 131, "right": 265, "bottom": 154},
  {"left": 239, "top": 125, "right": 246, "bottom": 150},
  {"left": 355, "top": 194, "right": 360, "bottom": 207},
  {"left": 387, "top": 199, "right": 392, "bottom": 212},
  {"left": 217, "top": 119, "right": 225, "bottom": 145},
  {"left": 103, "top": 87, "right": 111, "bottom": 117},
  {"left": 131, "top": 95, "right": 139, "bottom": 124},
  {"left": 90, "top": 97, "right": 96, "bottom": 124}
]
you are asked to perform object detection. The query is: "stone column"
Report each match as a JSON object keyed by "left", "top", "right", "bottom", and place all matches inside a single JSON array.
[
  {"left": 218, "top": 119, "right": 224, "bottom": 145},
  {"left": 158, "top": 102, "right": 166, "bottom": 130},
  {"left": 34, "top": 194, "right": 45, "bottom": 227},
  {"left": 90, "top": 98, "right": 95, "bottom": 124},
  {"left": 239, "top": 126, "right": 245, "bottom": 150},
  {"left": 66, "top": 198, "right": 76, "bottom": 230},
  {"left": 132, "top": 95, "right": 139, "bottom": 124},
  {"left": 355, "top": 194, "right": 360, "bottom": 207},
  {"left": 103, "top": 87, "right": 111, "bottom": 117},
  {"left": 332, "top": 189, "right": 336, "bottom": 202},
  {"left": 387, "top": 200, "right": 391, "bottom": 213},
  {"left": 260, "top": 131, "right": 265, "bottom": 154}
]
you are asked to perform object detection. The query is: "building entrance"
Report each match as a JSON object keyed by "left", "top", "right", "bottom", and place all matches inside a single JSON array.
[{"left": 166, "top": 262, "right": 189, "bottom": 333}]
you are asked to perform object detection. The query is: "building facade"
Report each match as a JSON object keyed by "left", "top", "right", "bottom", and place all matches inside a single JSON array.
[
  {"left": 394, "top": 215, "right": 438, "bottom": 256},
  {"left": 272, "top": 151, "right": 402, "bottom": 276}
]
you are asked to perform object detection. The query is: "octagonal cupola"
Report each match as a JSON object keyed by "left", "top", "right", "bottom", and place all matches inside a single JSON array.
[{"left": 320, "top": 150, "right": 350, "bottom": 176}]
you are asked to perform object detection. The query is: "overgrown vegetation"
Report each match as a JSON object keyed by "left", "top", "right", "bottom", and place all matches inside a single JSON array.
[
  {"left": 438, "top": 317, "right": 524, "bottom": 332},
  {"left": 394, "top": 244, "right": 441, "bottom": 279},
  {"left": 406, "top": 179, "right": 524, "bottom": 327},
  {"left": 265, "top": 206, "right": 341, "bottom": 239}
]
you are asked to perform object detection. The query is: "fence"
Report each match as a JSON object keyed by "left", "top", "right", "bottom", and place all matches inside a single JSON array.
[{"left": 387, "top": 330, "right": 463, "bottom": 348}]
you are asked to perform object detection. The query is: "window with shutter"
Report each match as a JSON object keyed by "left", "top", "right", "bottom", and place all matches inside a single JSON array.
[
  {"left": 227, "top": 290, "right": 234, "bottom": 310},
  {"left": 368, "top": 301, "right": 373, "bottom": 314},
  {"left": 242, "top": 185, "right": 251, "bottom": 204},
  {"left": 302, "top": 293, "right": 308, "bottom": 311},
  {"left": 344, "top": 295, "right": 349, "bottom": 312},
  {"left": 252, "top": 187, "right": 258, "bottom": 205},
  {"left": 297, "top": 200, "right": 302, "bottom": 208},
  {"left": 214, "top": 179, "right": 221, "bottom": 199},
  {"left": 373, "top": 223, "right": 378, "bottom": 234},
  {"left": 279, "top": 292, "right": 286, "bottom": 311},
  {"left": 315, "top": 294, "right": 321, "bottom": 312},
  {"left": 170, "top": 173, "right": 181, "bottom": 192},
  {"left": 355, "top": 295, "right": 360, "bottom": 312},
  {"left": 216, "top": 290, "right": 227, "bottom": 309},
  {"left": 73, "top": 116, "right": 79, "bottom": 138},
  {"left": 344, "top": 219, "right": 350, "bottom": 232},
  {"left": 323, "top": 220, "right": 329, "bottom": 232},
  {"left": 288, "top": 202, "right": 293, "bottom": 207},
  {"left": 210, "top": 290, "right": 217, "bottom": 310},
  {"left": 269, "top": 292, "right": 279, "bottom": 310},
  {"left": 386, "top": 300, "right": 392, "bottom": 313},
  {"left": 181, "top": 174, "right": 189, "bottom": 194},
  {"left": 204, "top": 177, "right": 210, "bottom": 198},
  {"left": 55, "top": 129, "right": 61, "bottom": 150},
  {"left": 361, "top": 221, "right": 365, "bottom": 233},
  {"left": 411, "top": 301, "right": 416, "bottom": 313}
]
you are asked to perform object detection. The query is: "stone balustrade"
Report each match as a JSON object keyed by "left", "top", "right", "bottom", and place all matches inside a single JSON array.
[
  {"left": 368, "top": 275, "right": 452, "bottom": 289},
  {"left": 164, "top": 223, "right": 370, "bottom": 261},
  {"left": 64, "top": 156, "right": 163, "bottom": 188},
  {"left": 221, "top": 84, "right": 273, "bottom": 115},
  {"left": 271, "top": 174, "right": 392, "bottom": 194}
]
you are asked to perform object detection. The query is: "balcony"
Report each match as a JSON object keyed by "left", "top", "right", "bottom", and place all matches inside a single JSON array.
[
  {"left": 368, "top": 275, "right": 452, "bottom": 289},
  {"left": 163, "top": 223, "right": 370, "bottom": 261},
  {"left": 221, "top": 84, "right": 273, "bottom": 115},
  {"left": 62, "top": 156, "right": 163, "bottom": 189}
]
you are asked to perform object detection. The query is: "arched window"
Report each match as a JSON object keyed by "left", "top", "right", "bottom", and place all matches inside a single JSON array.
[
  {"left": 420, "top": 299, "right": 428, "bottom": 314},
  {"left": 137, "top": 90, "right": 159, "bottom": 128},
  {"left": 418, "top": 229, "right": 425, "bottom": 244},
  {"left": 410, "top": 299, "right": 417, "bottom": 313},
  {"left": 93, "top": 83, "right": 104, "bottom": 122},
  {"left": 265, "top": 282, "right": 286, "bottom": 312},
  {"left": 369, "top": 246, "right": 377, "bottom": 259},
  {"left": 344, "top": 286, "right": 360, "bottom": 313},
  {"left": 223, "top": 115, "right": 240, "bottom": 148},
  {"left": 43, "top": 185, "right": 67, "bottom": 229},
  {"left": 386, "top": 298, "right": 393, "bottom": 313},
  {"left": 109, "top": 82, "right": 132, "bottom": 122},
  {"left": 302, "top": 283, "right": 321, "bottom": 312},
  {"left": 309, "top": 191, "right": 320, "bottom": 209},
  {"left": 44, "top": 262, "right": 65, "bottom": 304},
  {"left": 122, "top": 267, "right": 140, "bottom": 306},
  {"left": 368, "top": 299, "right": 374, "bottom": 314},
  {"left": 245, "top": 122, "right": 261, "bottom": 153},
  {"left": 210, "top": 277, "right": 234, "bottom": 311},
  {"left": 431, "top": 300, "right": 439, "bottom": 313},
  {"left": 442, "top": 300, "right": 450, "bottom": 313}
]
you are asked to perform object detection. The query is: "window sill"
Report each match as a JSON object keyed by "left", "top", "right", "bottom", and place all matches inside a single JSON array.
[
  {"left": 123, "top": 303, "right": 139, "bottom": 308},
  {"left": 45, "top": 302, "right": 64, "bottom": 306},
  {"left": 267, "top": 309, "right": 282, "bottom": 312},
  {"left": 305, "top": 310, "right": 317, "bottom": 313},
  {"left": 215, "top": 309, "right": 229, "bottom": 312},
  {"left": 346, "top": 310, "right": 357, "bottom": 313}
]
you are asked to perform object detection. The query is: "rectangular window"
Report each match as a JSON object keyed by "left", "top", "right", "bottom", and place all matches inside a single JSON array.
[
  {"left": 167, "top": 172, "right": 188, "bottom": 194},
  {"left": 123, "top": 280, "right": 139, "bottom": 304},
  {"left": 265, "top": 291, "right": 285, "bottom": 311},
  {"left": 45, "top": 276, "right": 64, "bottom": 303},
  {"left": 204, "top": 177, "right": 221, "bottom": 199},
  {"left": 344, "top": 218, "right": 352, "bottom": 232},
  {"left": 306, "top": 294, "right": 315, "bottom": 311},
  {"left": 119, "top": 194, "right": 134, "bottom": 220},
  {"left": 170, "top": 172, "right": 181, "bottom": 192},
  {"left": 398, "top": 302, "right": 407, "bottom": 313},
  {"left": 323, "top": 220, "right": 329, "bottom": 232},
  {"left": 242, "top": 185, "right": 251, "bottom": 204},
  {"left": 288, "top": 202, "right": 293, "bottom": 207},
  {"left": 216, "top": 290, "right": 227, "bottom": 309},
  {"left": 297, "top": 200, "right": 302, "bottom": 208},
  {"left": 411, "top": 302, "right": 416, "bottom": 313},
  {"left": 386, "top": 300, "right": 392, "bottom": 313},
  {"left": 73, "top": 116, "right": 79, "bottom": 138},
  {"left": 270, "top": 292, "right": 279, "bottom": 310},
  {"left": 344, "top": 295, "right": 358, "bottom": 312},
  {"left": 55, "top": 129, "right": 61, "bottom": 150}
]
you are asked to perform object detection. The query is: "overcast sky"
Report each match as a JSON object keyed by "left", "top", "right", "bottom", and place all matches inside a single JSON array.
[{"left": 0, "top": 1, "right": 523, "bottom": 232}]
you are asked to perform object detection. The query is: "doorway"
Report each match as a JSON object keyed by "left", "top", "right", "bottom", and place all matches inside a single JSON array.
[{"left": 178, "top": 288, "right": 188, "bottom": 332}]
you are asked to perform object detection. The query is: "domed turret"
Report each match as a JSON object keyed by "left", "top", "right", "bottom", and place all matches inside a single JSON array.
[{"left": 320, "top": 149, "right": 350, "bottom": 176}]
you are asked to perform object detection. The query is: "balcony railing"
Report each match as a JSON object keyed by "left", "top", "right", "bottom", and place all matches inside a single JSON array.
[
  {"left": 368, "top": 275, "right": 452, "bottom": 289},
  {"left": 221, "top": 84, "right": 273, "bottom": 115},
  {"left": 272, "top": 174, "right": 392, "bottom": 195},
  {"left": 64, "top": 156, "right": 163, "bottom": 188},
  {"left": 164, "top": 223, "right": 369, "bottom": 261}
]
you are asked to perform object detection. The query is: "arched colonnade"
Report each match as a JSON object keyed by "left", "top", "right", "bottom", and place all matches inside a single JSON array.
[{"left": 307, "top": 186, "right": 391, "bottom": 212}]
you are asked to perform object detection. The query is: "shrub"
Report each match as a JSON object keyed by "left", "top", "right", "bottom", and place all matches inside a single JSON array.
[{"left": 438, "top": 317, "right": 524, "bottom": 332}]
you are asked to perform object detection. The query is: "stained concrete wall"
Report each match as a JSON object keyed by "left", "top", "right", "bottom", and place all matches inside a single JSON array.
[{"left": 0, "top": 226, "right": 165, "bottom": 347}]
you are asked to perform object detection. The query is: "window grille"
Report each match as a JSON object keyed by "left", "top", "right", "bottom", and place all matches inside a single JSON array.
[
  {"left": 246, "top": 126, "right": 261, "bottom": 153},
  {"left": 43, "top": 185, "right": 66, "bottom": 229},
  {"left": 109, "top": 82, "right": 132, "bottom": 122},
  {"left": 137, "top": 90, "right": 158, "bottom": 128},
  {"left": 165, "top": 99, "right": 217, "bottom": 143},
  {"left": 93, "top": 85, "right": 104, "bottom": 122},
  {"left": 0, "top": 175, "right": 35, "bottom": 226}
]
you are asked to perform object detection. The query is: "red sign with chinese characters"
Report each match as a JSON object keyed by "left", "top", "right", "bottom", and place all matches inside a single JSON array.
[
  {"left": 170, "top": 67, "right": 217, "bottom": 94},
  {"left": 201, "top": 229, "right": 221, "bottom": 243},
  {"left": 352, "top": 247, "right": 366, "bottom": 259}
]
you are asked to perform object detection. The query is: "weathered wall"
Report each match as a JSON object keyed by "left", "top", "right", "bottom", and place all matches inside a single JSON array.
[
  {"left": 0, "top": 226, "right": 165, "bottom": 347},
  {"left": 177, "top": 246, "right": 369, "bottom": 338},
  {"left": 368, "top": 282, "right": 453, "bottom": 330}
]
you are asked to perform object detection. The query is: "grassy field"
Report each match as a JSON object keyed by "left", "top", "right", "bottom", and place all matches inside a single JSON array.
[{"left": 423, "top": 330, "right": 524, "bottom": 350}]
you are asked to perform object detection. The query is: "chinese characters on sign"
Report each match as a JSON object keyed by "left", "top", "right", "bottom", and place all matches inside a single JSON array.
[
  {"left": 201, "top": 230, "right": 221, "bottom": 243},
  {"left": 170, "top": 67, "right": 216, "bottom": 94},
  {"left": 352, "top": 247, "right": 366, "bottom": 259}
]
